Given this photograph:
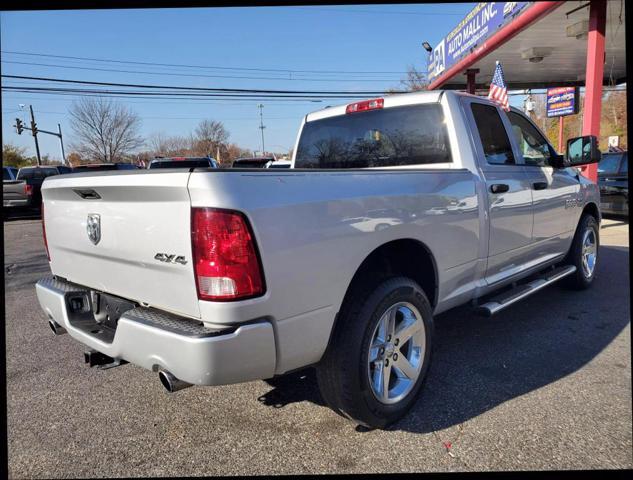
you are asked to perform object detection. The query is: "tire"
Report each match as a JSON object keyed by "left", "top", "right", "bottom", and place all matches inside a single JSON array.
[
  {"left": 564, "top": 213, "right": 599, "bottom": 290},
  {"left": 316, "top": 276, "right": 433, "bottom": 429}
]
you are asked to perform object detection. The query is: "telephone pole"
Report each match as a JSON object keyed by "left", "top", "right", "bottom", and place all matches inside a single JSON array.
[
  {"left": 258, "top": 103, "right": 266, "bottom": 155},
  {"left": 58, "top": 123, "right": 66, "bottom": 164},
  {"left": 30, "top": 105, "right": 42, "bottom": 166}
]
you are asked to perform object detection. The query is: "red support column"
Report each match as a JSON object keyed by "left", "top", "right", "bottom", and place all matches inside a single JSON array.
[
  {"left": 580, "top": 0, "right": 607, "bottom": 182},
  {"left": 465, "top": 68, "right": 479, "bottom": 95},
  {"left": 558, "top": 116, "right": 565, "bottom": 152}
]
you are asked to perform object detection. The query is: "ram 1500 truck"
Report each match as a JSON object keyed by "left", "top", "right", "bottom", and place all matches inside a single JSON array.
[{"left": 35, "top": 91, "right": 601, "bottom": 428}]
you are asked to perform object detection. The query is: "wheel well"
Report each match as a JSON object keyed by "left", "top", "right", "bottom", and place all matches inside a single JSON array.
[
  {"left": 582, "top": 202, "right": 600, "bottom": 223},
  {"left": 342, "top": 239, "right": 438, "bottom": 309}
]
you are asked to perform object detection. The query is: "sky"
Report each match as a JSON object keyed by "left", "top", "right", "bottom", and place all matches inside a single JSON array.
[{"left": 0, "top": 3, "right": 519, "bottom": 160}]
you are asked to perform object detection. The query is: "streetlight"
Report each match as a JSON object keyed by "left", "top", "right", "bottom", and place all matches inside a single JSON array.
[{"left": 422, "top": 42, "right": 433, "bottom": 82}]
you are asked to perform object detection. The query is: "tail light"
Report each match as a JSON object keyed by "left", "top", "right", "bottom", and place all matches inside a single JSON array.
[
  {"left": 24, "top": 184, "right": 33, "bottom": 196},
  {"left": 191, "top": 208, "right": 264, "bottom": 301},
  {"left": 42, "top": 202, "right": 50, "bottom": 261},
  {"left": 346, "top": 98, "right": 384, "bottom": 114}
]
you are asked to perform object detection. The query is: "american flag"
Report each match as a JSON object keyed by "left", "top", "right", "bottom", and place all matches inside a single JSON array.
[{"left": 488, "top": 61, "right": 510, "bottom": 111}]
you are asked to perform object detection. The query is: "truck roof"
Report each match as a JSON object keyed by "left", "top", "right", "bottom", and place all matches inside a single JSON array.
[{"left": 305, "top": 90, "right": 452, "bottom": 123}]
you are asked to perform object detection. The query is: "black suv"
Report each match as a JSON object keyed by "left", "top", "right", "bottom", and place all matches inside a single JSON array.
[{"left": 598, "top": 151, "right": 628, "bottom": 216}]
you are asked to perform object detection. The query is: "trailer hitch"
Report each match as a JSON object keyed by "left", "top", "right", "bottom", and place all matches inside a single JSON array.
[{"left": 84, "top": 349, "right": 128, "bottom": 370}]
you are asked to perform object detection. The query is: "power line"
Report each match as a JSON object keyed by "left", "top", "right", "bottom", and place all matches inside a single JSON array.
[
  {"left": 2, "top": 74, "right": 397, "bottom": 95},
  {"left": 290, "top": 6, "right": 470, "bottom": 16},
  {"left": 1, "top": 60, "right": 404, "bottom": 83},
  {"left": 1, "top": 86, "right": 378, "bottom": 101},
  {"left": 1, "top": 49, "right": 412, "bottom": 75}
]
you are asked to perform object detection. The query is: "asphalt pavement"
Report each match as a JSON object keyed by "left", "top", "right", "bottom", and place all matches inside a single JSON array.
[{"left": 4, "top": 213, "right": 631, "bottom": 477}]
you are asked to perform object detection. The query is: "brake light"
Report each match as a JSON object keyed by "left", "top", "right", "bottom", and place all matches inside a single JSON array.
[
  {"left": 24, "top": 184, "right": 33, "bottom": 196},
  {"left": 42, "top": 202, "right": 50, "bottom": 262},
  {"left": 346, "top": 98, "right": 384, "bottom": 114},
  {"left": 173, "top": 157, "right": 186, "bottom": 161},
  {"left": 191, "top": 208, "right": 264, "bottom": 301}
]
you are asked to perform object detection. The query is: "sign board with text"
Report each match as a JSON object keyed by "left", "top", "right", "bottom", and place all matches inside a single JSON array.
[
  {"left": 428, "top": 2, "right": 531, "bottom": 82},
  {"left": 546, "top": 87, "right": 580, "bottom": 117}
]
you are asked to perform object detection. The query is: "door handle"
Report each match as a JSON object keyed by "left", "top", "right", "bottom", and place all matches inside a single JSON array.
[
  {"left": 532, "top": 181, "right": 548, "bottom": 190},
  {"left": 490, "top": 183, "right": 509, "bottom": 194}
]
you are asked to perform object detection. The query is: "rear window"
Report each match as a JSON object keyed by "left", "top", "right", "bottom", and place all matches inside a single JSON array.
[
  {"left": 294, "top": 104, "right": 452, "bottom": 169},
  {"left": 149, "top": 159, "right": 211, "bottom": 169},
  {"left": 73, "top": 165, "right": 118, "bottom": 172},
  {"left": 17, "top": 168, "right": 59, "bottom": 180},
  {"left": 3, "top": 168, "right": 12, "bottom": 180},
  {"left": 232, "top": 159, "right": 271, "bottom": 168}
]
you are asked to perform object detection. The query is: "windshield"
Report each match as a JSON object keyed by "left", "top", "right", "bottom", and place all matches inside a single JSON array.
[
  {"left": 17, "top": 168, "right": 59, "bottom": 180},
  {"left": 295, "top": 104, "right": 452, "bottom": 168},
  {"left": 598, "top": 153, "right": 623, "bottom": 174},
  {"left": 149, "top": 159, "right": 211, "bottom": 169}
]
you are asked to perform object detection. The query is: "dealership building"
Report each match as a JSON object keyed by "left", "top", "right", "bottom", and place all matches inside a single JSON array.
[{"left": 426, "top": 1, "right": 626, "bottom": 182}]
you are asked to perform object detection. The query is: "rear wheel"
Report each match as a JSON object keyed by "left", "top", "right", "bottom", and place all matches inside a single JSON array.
[
  {"left": 316, "top": 276, "right": 433, "bottom": 429},
  {"left": 564, "top": 213, "right": 599, "bottom": 289}
]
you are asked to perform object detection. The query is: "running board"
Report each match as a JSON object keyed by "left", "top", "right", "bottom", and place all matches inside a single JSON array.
[{"left": 475, "top": 265, "right": 576, "bottom": 317}]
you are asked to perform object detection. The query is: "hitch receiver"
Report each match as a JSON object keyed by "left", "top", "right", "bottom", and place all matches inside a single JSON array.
[{"left": 84, "top": 349, "right": 127, "bottom": 370}]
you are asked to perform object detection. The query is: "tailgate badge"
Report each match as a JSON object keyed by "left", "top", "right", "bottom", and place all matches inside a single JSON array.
[{"left": 87, "top": 214, "right": 101, "bottom": 245}]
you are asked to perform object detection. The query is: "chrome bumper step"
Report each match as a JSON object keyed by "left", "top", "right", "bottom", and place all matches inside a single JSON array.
[{"left": 475, "top": 265, "right": 577, "bottom": 317}]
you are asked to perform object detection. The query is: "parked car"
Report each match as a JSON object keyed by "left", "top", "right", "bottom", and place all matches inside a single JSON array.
[
  {"left": 265, "top": 159, "right": 292, "bottom": 169},
  {"left": 232, "top": 156, "right": 275, "bottom": 168},
  {"left": 36, "top": 90, "right": 601, "bottom": 429},
  {"left": 72, "top": 163, "right": 139, "bottom": 172},
  {"left": 598, "top": 151, "right": 628, "bottom": 216},
  {"left": 4, "top": 165, "right": 71, "bottom": 210},
  {"left": 148, "top": 157, "right": 218, "bottom": 169},
  {"left": 3, "top": 166, "right": 18, "bottom": 181}
]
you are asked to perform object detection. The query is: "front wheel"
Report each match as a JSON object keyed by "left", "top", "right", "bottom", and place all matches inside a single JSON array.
[
  {"left": 564, "top": 213, "right": 599, "bottom": 289},
  {"left": 316, "top": 276, "right": 434, "bottom": 429}
]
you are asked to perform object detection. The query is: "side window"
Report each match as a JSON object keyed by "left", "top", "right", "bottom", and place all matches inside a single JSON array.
[
  {"left": 620, "top": 154, "right": 628, "bottom": 174},
  {"left": 507, "top": 112, "right": 552, "bottom": 167},
  {"left": 470, "top": 103, "right": 514, "bottom": 165}
]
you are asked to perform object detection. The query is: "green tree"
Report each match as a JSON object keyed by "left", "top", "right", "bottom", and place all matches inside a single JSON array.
[{"left": 2, "top": 143, "right": 33, "bottom": 168}]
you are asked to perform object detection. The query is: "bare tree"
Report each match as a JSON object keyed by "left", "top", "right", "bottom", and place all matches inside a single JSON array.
[
  {"left": 194, "top": 119, "right": 229, "bottom": 156},
  {"left": 387, "top": 65, "right": 429, "bottom": 93},
  {"left": 148, "top": 132, "right": 192, "bottom": 157},
  {"left": 69, "top": 98, "right": 144, "bottom": 162}
]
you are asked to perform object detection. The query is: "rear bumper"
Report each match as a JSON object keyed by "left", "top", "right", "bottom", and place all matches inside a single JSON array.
[
  {"left": 3, "top": 197, "right": 32, "bottom": 207},
  {"left": 35, "top": 276, "right": 277, "bottom": 386}
]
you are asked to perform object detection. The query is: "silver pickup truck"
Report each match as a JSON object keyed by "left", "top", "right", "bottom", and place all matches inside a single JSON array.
[{"left": 35, "top": 91, "right": 601, "bottom": 428}]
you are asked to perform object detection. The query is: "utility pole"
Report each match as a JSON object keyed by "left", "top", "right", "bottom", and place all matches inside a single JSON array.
[
  {"left": 58, "top": 123, "right": 66, "bottom": 164},
  {"left": 258, "top": 103, "right": 266, "bottom": 155},
  {"left": 30, "top": 105, "right": 42, "bottom": 166},
  {"left": 14, "top": 105, "right": 68, "bottom": 166}
]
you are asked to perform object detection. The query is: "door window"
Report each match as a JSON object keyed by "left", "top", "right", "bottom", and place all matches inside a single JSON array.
[
  {"left": 507, "top": 112, "right": 552, "bottom": 167},
  {"left": 470, "top": 103, "right": 514, "bottom": 165}
]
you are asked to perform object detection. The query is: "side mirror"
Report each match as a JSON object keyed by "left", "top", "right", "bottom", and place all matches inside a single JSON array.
[{"left": 564, "top": 135, "right": 601, "bottom": 167}]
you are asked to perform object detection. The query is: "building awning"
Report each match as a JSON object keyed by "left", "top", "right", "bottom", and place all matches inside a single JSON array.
[{"left": 429, "top": 1, "right": 626, "bottom": 90}]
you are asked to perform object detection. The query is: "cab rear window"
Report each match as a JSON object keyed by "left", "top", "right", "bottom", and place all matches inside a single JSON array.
[{"left": 295, "top": 104, "right": 452, "bottom": 168}]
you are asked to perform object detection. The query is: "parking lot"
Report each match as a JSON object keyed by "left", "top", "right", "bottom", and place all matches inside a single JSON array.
[{"left": 4, "top": 215, "right": 631, "bottom": 476}]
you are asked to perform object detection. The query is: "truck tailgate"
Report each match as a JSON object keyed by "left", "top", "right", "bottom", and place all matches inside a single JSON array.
[{"left": 41, "top": 171, "right": 200, "bottom": 319}]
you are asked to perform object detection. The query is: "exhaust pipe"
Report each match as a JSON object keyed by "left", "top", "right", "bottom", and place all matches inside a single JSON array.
[
  {"left": 48, "top": 319, "right": 67, "bottom": 335},
  {"left": 158, "top": 370, "right": 193, "bottom": 393}
]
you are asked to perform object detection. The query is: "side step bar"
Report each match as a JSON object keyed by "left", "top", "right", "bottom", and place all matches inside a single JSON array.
[{"left": 475, "top": 265, "right": 576, "bottom": 317}]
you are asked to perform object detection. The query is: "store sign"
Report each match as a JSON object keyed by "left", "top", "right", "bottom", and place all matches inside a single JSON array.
[
  {"left": 428, "top": 2, "right": 530, "bottom": 82},
  {"left": 546, "top": 87, "right": 579, "bottom": 117}
]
